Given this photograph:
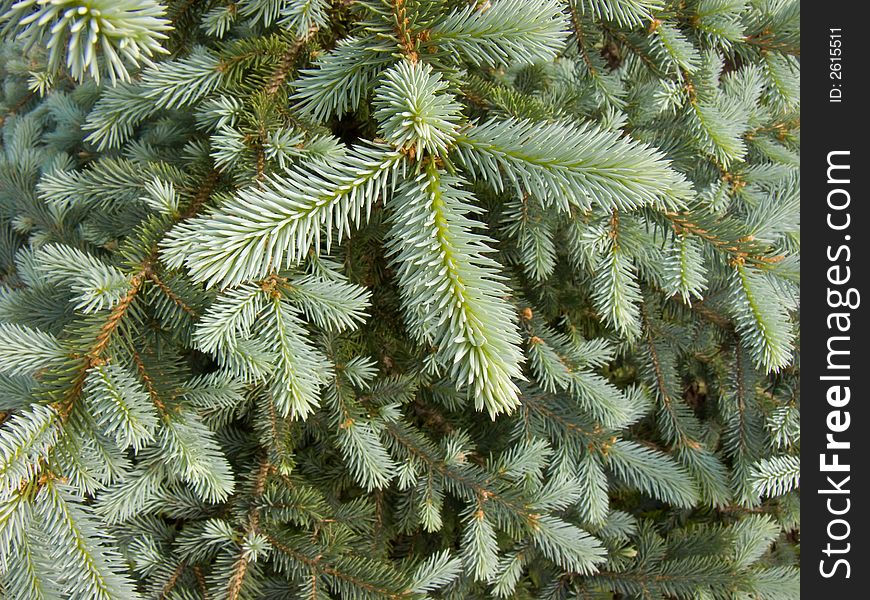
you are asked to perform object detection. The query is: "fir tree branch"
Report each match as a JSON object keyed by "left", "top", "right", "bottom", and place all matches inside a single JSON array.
[
  {"left": 386, "top": 164, "right": 524, "bottom": 418},
  {"left": 264, "top": 533, "right": 412, "bottom": 599},
  {"left": 58, "top": 270, "right": 146, "bottom": 420},
  {"left": 165, "top": 144, "right": 403, "bottom": 287},
  {"left": 567, "top": 3, "right": 597, "bottom": 75},
  {"left": 145, "top": 269, "right": 199, "bottom": 319},
  {"left": 640, "top": 305, "right": 693, "bottom": 447},
  {"left": 226, "top": 456, "right": 271, "bottom": 600},
  {"left": 265, "top": 26, "right": 319, "bottom": 96},
  {"left": 157, "top": 560, "right": 187, "bottom": 600}
]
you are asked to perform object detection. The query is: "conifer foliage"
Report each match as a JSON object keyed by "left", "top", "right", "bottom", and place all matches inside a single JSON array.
[{"left": 0, "top": 1, "right": 799, "bottom": 598}]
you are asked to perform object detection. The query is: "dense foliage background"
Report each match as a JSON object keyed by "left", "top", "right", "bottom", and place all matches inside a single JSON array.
[{"left": 0, "top": 1, "right": 799, "bottom": 599}]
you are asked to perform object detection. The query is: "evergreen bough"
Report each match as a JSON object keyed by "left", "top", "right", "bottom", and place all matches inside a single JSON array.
[{"left": 0, "top": 1, "right": 800, "bottom": 598}]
